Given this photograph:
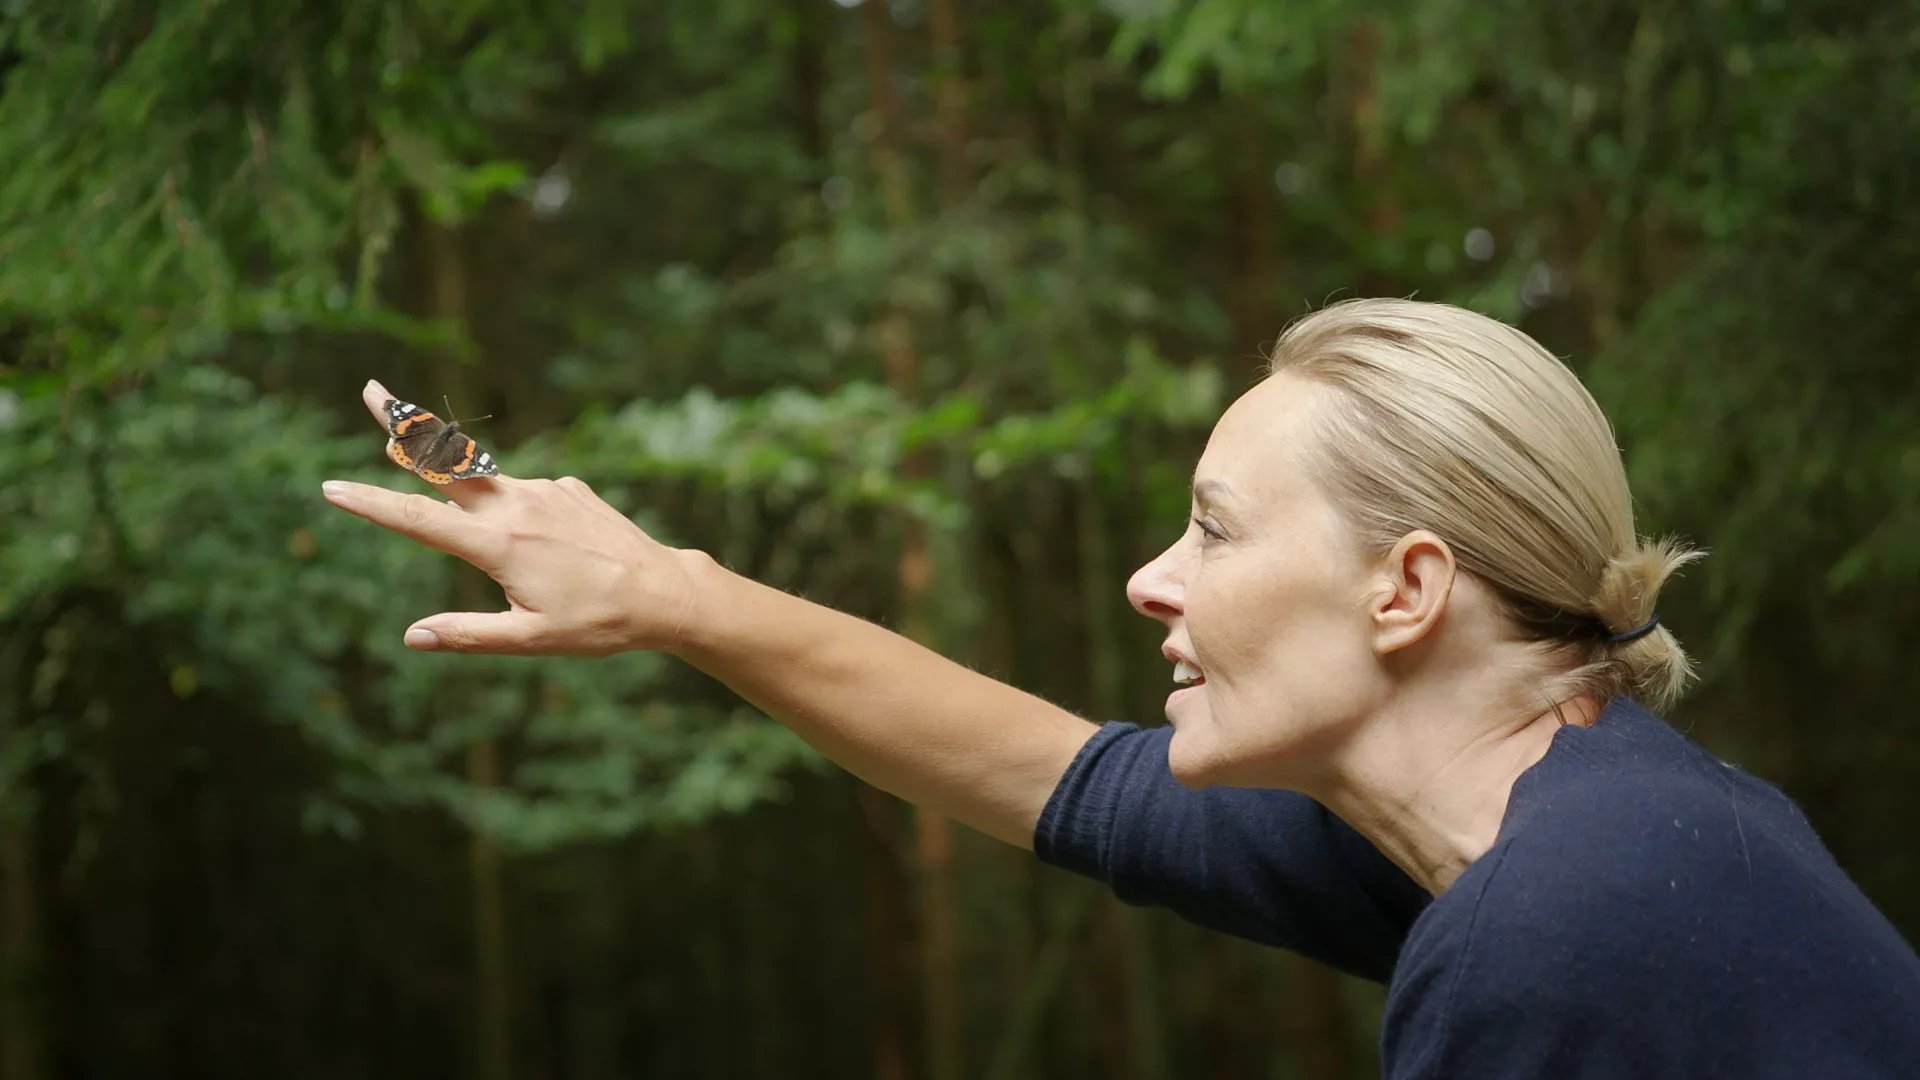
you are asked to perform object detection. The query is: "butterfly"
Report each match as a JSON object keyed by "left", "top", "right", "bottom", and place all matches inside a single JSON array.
[{"left": 382, "top": 398, "right": 500, "bottom": 484}]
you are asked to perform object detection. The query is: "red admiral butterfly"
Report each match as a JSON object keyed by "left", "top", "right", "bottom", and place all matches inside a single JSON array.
[{"left": 383, "top": 398, "right": 499, "bottom": 485}]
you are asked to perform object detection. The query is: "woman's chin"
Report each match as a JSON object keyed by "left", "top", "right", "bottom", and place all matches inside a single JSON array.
[{"left": 1166, "top": 724, "right": 1229, "bottom": 789}]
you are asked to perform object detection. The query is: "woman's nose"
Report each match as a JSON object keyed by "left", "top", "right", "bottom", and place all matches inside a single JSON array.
[{"left": 1127, "top": 540, "right": 1186, "bottom": 620}]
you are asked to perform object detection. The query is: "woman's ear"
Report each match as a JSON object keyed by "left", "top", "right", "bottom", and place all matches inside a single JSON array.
[{"left": 1369, "top": 530, "right": 1456, "bottom": 655}]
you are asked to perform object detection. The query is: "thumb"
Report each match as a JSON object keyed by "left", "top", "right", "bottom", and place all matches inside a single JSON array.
[{"left": 405, "top": 611, "right": 549, "bottom": 654}]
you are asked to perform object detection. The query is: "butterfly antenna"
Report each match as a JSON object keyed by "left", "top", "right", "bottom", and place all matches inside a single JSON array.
[{"left": 440, "top": 394, "right": 492, "bottom": 427}]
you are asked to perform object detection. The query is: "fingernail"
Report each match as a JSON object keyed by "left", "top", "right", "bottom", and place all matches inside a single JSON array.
[
  {"left": 322, "top": 480, "right": 352, "bottom": 501},
  {"left": 404, "top": 627, "right": 440, "bottom": 649}
]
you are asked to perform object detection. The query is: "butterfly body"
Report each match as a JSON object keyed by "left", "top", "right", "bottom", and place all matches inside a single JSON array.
[{"left": 383, "top": 398, "right": 499, "bottom": 484}]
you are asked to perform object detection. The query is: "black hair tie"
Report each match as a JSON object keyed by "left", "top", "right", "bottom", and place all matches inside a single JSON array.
[{"left": 1607, "top": 612, "right": 1660, "bottom": 645}]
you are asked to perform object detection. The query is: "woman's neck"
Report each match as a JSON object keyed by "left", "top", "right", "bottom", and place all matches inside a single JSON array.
[{"left": 1307, "top": 693, "right": 1601, "bottom": 896}]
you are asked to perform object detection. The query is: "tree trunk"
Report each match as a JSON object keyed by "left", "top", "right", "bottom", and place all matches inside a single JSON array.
[
  {"left": 2, "top": 600, "right": 56, "bottom": 1080},
  {"left": 787, "top": 0, "right": 828, "bottom": 164},
  {"left": 0, "top": 794, "right": 47, "bottom": 1080},
  {"left": 468, "top": 738, "right": 513, "bottom": 1080},
  {"left": 924, "top": 5, "right": 973, "bottom": 1072},
  {"left": 927, "top": 0, "right": 969, "bottom": 203},
  {"left": 859, "top": 787, "right": 912, "bottom": 1080},
  {"left": 423, "top": 218, "right": 515, "bottom": 1080},
  {"left": 1230, "top": 110, "right": 1279, "bottom": 381},
  {"left": 860, "top": 5, "right": 967, "bottom": 1080},
  {"left": 1348, "top": 17, "right": 1401, "bottom": 298}
]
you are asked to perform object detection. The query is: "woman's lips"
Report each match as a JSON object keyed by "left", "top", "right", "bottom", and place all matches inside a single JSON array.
[{"left": 1165, "top": 681, "right": 1207, "bottom": 713}]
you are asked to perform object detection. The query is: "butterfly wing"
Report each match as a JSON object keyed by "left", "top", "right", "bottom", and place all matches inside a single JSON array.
[
  {"left": 382, "top": 398, "right": 499, "bottom": 484},
  {"left": 384, "top": 399, "right": 448, "bottom": 477},
  {"left": 443, "top": 436, "right": 499, "bottom": 481}
]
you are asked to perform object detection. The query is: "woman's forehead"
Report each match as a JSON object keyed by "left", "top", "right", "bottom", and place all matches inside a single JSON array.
[{"left": 1194, "top": 376, "right": 1322, "bottom": 498}]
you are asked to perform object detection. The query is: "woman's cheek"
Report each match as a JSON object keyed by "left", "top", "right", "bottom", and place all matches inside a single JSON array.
[{"left": 1186, "top": 566, "right": 1254, "bottom": 667}]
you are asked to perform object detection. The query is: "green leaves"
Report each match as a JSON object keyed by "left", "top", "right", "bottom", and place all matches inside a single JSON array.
[
  {"left": 0, "top": 0, "right": 648, "bottom": 390},
  {"left": 539, "top": 347, "right": 1220, "bottom": 524},
  {"left": 0, "top": 368, "right": 813, "bottom": 850},
  {"left": 1109, "top": 0, "right": 1347, "bottom": 99}
]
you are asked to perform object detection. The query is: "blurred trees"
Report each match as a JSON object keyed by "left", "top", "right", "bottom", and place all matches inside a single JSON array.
[{"left": 2, "top": 1, "right": 1916, "bottom": 1077}]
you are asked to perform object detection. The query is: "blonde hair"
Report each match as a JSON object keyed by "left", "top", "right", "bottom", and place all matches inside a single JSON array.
[{"left": 1264, "top": 298, "right": 1703, "bottom": 712}]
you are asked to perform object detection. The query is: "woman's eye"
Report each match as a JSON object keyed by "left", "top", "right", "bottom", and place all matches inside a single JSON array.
[{"left": 1192, "top": 516, "right": 1225, "bottom": 542}]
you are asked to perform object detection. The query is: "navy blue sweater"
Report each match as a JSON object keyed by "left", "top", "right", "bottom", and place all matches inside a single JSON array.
[{"left": 1035, "top": 698, "right": 1920, "bottom": 1076}]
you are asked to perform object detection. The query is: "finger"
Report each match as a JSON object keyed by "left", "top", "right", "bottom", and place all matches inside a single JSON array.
[
  {"left": 404, "top": 611, "right": 550, "bottom": 655},
  {"left": 361, "top": 379, "right": 396, "bottom": 425},
  {"left": 321, "top": 480, "right": 502, "bottom": 568},
  {"left": 437, "top": 473, "right": 511, "bottom": 510}
]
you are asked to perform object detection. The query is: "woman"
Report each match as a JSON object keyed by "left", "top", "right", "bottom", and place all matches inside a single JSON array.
[{"left": 323, "top": 299, "right": 1920, "bottom": 1076}]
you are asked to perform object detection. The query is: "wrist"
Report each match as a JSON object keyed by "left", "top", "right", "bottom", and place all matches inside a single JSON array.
[{"left": 654, "top": 546, "right": 727, "bottom": 659}]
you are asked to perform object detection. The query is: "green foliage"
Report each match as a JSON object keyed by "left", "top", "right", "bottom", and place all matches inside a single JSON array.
[
  {"left": 0, "top": 367, "right": 828, "bottom": 850},
  {"left": 0, "top": 0, "right": 621, "bottom": 386},
  {"left": 536, "top": 349, "right": 1220, "bottom": 519}
]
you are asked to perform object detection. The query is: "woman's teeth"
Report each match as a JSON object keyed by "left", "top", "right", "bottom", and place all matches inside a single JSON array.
[{"left": 1173, "top": 660, "right": 1204, "bottom": 686}]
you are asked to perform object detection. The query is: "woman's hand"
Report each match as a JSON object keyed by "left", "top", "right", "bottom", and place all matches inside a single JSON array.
[{"left": 322, "top": 379, "right": 705, "bottom": 656}]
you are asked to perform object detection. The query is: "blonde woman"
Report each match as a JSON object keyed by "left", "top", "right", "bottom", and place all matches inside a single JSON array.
[{"left": 325, "top": 299, "right": 1920, "bottom": 1076}]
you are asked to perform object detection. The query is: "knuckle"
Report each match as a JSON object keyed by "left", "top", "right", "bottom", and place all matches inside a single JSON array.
[{"left": 399, "top": 493, "right": 438, "bottom": 530}]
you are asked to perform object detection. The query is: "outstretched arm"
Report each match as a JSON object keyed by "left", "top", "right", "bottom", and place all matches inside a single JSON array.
[
  {"left": 322, "top": 380, "right": 1095, "bottom": 847},
  {"left": 671, "top": 561, "right": 1097, "bottom": 847}
]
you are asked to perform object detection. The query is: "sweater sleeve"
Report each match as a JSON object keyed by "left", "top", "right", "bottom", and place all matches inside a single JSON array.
[{"left": 1033, "top": 722, "right": 1428, "bottom": 982}]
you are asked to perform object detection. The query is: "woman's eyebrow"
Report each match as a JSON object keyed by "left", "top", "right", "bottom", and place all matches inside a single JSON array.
[{"left": 1192, "top": 478, "right": 1233, "bottom": 505}]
